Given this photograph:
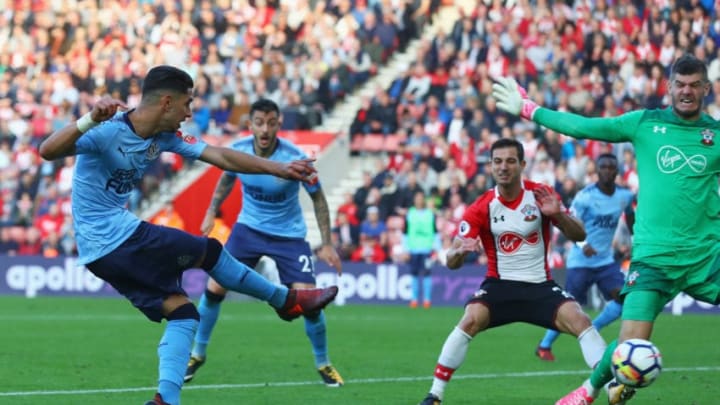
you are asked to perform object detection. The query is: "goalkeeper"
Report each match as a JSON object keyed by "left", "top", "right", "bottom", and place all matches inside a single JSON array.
[{"left": 492, "top": 53, "right": 720, "bottom": 405}]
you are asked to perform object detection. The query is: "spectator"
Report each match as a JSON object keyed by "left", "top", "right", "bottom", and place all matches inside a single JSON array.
[
  {"left": 18, "top": 227, "right": 42, "bottom": 256},
  {"left": 359, "top": 206, "right": 388, "bottom": 248},
  {"left": 0, "top": 226, "right": 20, "bottom": 255},
  {"left": 350, "top": 235, "right": 387, "bottom": 263},
  {"left": 332, "top": 211, "right": 360, "bottom": 261},
  {"left": 336, "top": 192, "right": 360, "bottom": 227}
]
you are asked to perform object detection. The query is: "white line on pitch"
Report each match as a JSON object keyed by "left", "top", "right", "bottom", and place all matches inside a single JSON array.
[{"left": 1, "top": 367, "right": 719, "bottom": 397}]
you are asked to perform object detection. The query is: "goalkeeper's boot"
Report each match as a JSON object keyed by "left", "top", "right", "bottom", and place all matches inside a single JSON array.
[
  {"left": 275, "top": 286, "right": 338, "bottom": 322},
  {"left": 318, "top": 364, "right": 344, "bottom": 387},
  {"left": 419, "top": 393, "right": 442, "bottom": 404},
  {"left": 144, "top": 393, "right": 169, "bottom": 405},
  {"left": 556, "top": 385, "right": 595, "bottom": 405},
  {"left": 535, "top": 345, "right": 556, "bottom": 361},
  {"left": 184, "top": 356, "right": 206, "bottom": 383},
  {"left": 607, "top": 381, "right": 636, "bottom": 405}
]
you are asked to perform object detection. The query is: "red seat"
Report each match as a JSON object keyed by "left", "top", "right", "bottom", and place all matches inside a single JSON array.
[
  {"left": 350, "top": 134, "right": 365, "bottom": 153},
  {"left": 384, "top": 134, "right": 400, "bottom": 152},
  {"left": 363, "top": 134, "right": 385, "bottom": 153}
]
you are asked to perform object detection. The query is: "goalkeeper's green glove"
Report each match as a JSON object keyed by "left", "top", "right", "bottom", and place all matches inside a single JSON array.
[{"left": 491, "top": 77, "right": 539, "bottom": 120}]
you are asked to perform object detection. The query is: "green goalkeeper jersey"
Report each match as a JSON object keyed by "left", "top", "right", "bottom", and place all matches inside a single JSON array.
[{"left": 534, "top": 107, "right": 720, "bottom": 266}]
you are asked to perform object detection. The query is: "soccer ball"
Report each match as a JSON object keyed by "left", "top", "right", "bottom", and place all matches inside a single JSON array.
[{"left": 611, "top": 339, "right": 663, "bottom": 388}]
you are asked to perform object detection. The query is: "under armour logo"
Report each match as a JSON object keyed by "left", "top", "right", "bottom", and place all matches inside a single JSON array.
[
  {"left": 653, "top": 126, "right": 666, "bottom": 134},
  {"left": 493, "top": 215, "right": 505, "bottom": 223}
]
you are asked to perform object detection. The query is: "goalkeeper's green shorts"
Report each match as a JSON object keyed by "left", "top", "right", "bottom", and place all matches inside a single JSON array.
[{"left": 620, "top": 253, "right": 720, "bottom": 321}]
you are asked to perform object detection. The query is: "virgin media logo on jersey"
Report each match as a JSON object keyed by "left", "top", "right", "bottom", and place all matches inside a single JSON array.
[
  {"left": 657, "top": 146, "right": 706, "bottom": 174},
  {"left": 498, "top": 231, "right": 539, "bottom": 254}
]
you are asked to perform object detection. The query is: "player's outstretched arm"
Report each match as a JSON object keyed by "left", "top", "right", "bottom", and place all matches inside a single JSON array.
[
  {"left": 201, "top": 172, "right": 236, "bottom": 235},
  {"left": 39, "top": 97, "right": 127, "bottom": 160},
  {"left": 492, "top": 76, "right": 639, "bottom": 143},
  {"left": 310, "top": 188, "right": 343, "bottom": 275},
  {"left": 200, "top": 145, "right": 316, "bottom": 181},
  {"left": 445, "top": 236, "right": 480, "bottom": 270}
]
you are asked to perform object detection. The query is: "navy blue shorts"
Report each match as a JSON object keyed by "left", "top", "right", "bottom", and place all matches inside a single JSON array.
[
  {"left": 86, "top": 222, "right": 207, "bottom": 322},
  {"left": 467, "top": 278, "right": 575, "bottom": 330},
  {"left": 565, "top": 262, "right": 625, "bottom": 305},
  {"left": 225, "top": 223, "right": 315, "bottom": 286},
  {"left": 408, "top": 253, "right": 431, "bottom": 276}
]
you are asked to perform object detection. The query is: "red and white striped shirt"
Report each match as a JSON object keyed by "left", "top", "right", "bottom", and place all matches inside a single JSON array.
[{"left": 458, "top": 180, "right": 565, "bottom": 283}]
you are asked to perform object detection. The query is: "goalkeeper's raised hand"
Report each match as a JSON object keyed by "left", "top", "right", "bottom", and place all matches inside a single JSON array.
[{"left": 491, "top": 77, "right": 539, "bottom": 120}]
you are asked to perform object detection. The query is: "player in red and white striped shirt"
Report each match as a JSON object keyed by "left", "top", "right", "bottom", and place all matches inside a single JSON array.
[{"left": 418, "top": 138, "right": 607, "bottom": 405}]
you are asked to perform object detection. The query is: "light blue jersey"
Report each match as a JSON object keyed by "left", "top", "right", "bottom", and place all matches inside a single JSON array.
[
  {"left": 229, "top": 137, "right": 320, "bottom": 239},
  {"left": 73, "top": 112, "right": 207, "bottom": 264},
  {"left": 566, "top": 184, "right": 634, "bottom": 268}
]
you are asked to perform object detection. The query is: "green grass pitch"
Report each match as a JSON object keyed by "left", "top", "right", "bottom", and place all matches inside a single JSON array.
[{"left": 0, "top": 296, "right": 719, "bottom": 404}]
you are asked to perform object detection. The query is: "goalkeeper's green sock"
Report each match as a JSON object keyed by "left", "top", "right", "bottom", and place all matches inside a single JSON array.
[{"left": 590, "top": 339, "right": 618, "bottom": 389}]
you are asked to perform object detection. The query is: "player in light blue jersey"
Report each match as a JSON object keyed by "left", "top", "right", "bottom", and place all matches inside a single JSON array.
[
  {"left": 38, "top": 66, "right": 338, "bottom": 405},
  {"left": 185, "top": 99, "right": 344, "bottom": 387},
  {"left": 536, "top": 153, "right": 635, "bottom": 362}
]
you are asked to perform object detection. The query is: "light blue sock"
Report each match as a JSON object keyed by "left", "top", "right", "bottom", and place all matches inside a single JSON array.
[
  {"left": 539, "top": 329, "right": 561, "bottom": 349},
  {"left": 208, "top": 249, "right": 288, "bottom": 308},
  {"left": 305, "top": 311, "right": 329, "bottom": 368},
  {"left": 592, "top": 300, "right": 622, "bottom": 330},
  {"left": 158, "top": 319, "right": 198, "bottom": 405},
  {"left": 411, "top": 276, "right": 419, "bottom": 302},
  {"left": 422, "top": 276, "right": 432, "bottom": 303},
  {"left": 191, "top": 294, "right": 221, "bottom": 358}
]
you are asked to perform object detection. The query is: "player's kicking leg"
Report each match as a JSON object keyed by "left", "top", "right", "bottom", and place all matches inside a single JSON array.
[{"left": 201, "top": 239, "right": 338, "bottom": 321}]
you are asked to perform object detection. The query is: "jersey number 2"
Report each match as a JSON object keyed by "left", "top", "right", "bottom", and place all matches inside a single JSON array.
[{"left": 298, "top": 255, "right": 313, "bottom": 273}]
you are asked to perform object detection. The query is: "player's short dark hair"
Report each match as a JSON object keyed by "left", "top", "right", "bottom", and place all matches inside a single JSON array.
[
  {"left": 596, "top": 153, "right": 618, "bottom": 164},
  {"left": 142, "top": 65, "right": 194, "bottom": 95},
  {"left": 491, "top": 138, "right": 524, "bottom": 162},
  {"left": 670, "top": 54, "right": 708, "bottom": 82},
  {"left": 250, "top": 98, "right": 280, "bottom": 117}
]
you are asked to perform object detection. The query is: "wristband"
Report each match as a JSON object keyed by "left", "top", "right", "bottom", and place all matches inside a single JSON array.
[{"left": 76, "top": 113, "right": 99, "bottom": 133}]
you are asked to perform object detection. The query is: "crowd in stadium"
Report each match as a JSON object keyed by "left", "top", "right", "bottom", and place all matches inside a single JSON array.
[
  {"left": 0, "top": 0, "right": 434, "bottom": 256},
  {"left": 337, "top": 0, "right": 719, "bottom": 267},
  {"left": 1, "top": 0, "right": 720, "bottom": 268}
]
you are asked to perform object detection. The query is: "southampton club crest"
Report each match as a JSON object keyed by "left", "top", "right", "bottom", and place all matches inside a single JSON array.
[
  {"left": 701, "top": 128, "right": 715, "bottom": 146},
  {"left": 521, "top": 204, "right": 538, "bottom": 221}
]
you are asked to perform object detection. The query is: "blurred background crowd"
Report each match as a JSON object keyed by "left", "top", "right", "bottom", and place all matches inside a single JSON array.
[{"left": 1, "top": 0, "right": 719, "bottom": 271}]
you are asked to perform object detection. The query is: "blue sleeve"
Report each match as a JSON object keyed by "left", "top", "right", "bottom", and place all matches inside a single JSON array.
[
  {"left": 302, "top": 177, "right": 322, "bottom": 194},
  {"left": 75, "top": 126, "right": 113, "bottom": 154},
  {"left": 164, "top": 131, "right": 208, "bottom": 159},
  {"left": 287, "top": 142, "right": 321, "bottom": 194}
]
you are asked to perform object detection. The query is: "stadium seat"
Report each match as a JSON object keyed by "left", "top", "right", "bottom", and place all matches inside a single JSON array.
[
  {"left": 350, "top": 134, "right": 365, "bottom": 154},
  {"left": 362, "top": 134, "right": 385, "bottom": 153},
  {"left": 383, "top": 134, "right": 400, "bottom": 153}
]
